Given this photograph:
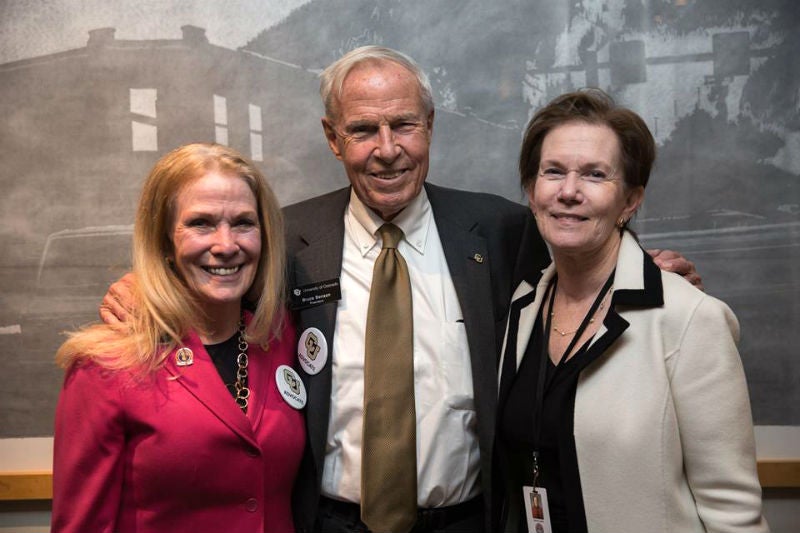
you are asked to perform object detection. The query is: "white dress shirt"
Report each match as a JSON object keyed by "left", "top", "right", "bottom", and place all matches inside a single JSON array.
[{"left": 320, "top": 188, "right": 481, "bottom": 507}]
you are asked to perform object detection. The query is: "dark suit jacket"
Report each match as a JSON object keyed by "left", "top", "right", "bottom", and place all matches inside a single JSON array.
[{"left": 284, "top": 182, "right": 548, "bottom": 532}]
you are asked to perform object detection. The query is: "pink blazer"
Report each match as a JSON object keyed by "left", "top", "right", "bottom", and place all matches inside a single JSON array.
[{"left": 52, "top": 312, "right": 304, "bottom": 533}]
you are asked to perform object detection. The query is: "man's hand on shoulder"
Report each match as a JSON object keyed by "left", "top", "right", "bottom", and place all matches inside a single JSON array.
[
  {"left": 647, "top": 249, "right": 704, "bottom": 291},
  {"left": 100, "top": 272, "right": 137, "bottom": 325}
]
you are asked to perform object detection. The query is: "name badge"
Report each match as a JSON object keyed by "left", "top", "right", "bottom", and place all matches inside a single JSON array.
[
  {"left": 523, "top": 486, "right": 552, "bottom": 533},
  {"left": 289, "top": 278, "right": 341, "bottom": 311}
]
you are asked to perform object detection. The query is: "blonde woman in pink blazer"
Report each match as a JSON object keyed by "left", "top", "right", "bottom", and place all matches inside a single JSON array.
[{"left": 52, "top": 143, "right": 304, "bottom": 533}]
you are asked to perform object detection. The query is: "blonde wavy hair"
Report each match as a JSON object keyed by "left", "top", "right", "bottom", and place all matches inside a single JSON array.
[{"left": 56, "top": 143, "right": 286, "bottom": 372}]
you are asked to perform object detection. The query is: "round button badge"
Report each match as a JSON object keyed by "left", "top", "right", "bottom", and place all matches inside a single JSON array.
[
  {"left": 275, "top": 365, "right": 307, "bottom": 409},
  {"left": 297, "top": 327, "right": 328, "bottom": 375}
]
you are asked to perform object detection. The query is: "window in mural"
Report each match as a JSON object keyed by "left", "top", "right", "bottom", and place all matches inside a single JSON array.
[
  {"left": 249, "top": 103, "right": 263, "bottom": 161},
  {"left": 130, "top": 88, "right": 157, "bottom": 152},
  {"left": 214, "top": 94, "right": 228, "bottom": 146}
]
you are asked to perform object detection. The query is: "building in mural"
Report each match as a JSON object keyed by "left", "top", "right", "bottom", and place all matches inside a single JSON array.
[
  {"left": 0, "top": 24, "right": 327, "bottom": 250},
  {"left": 0, "top": 25, "right": 327, "bottom": 436}
]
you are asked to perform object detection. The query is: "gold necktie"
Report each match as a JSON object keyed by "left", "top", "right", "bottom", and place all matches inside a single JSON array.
[{"left": 361, "top": 223, "right": 417, "bottom": 533}]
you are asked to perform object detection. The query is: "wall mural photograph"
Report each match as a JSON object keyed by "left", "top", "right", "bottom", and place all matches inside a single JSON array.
[{"left": 0, "top": 0, "right": 797, "bottom": 437}]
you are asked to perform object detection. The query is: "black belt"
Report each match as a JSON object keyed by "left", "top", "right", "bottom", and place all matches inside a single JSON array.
[{"left": 318, "top": 495, "right": 484, "bottom": 531}]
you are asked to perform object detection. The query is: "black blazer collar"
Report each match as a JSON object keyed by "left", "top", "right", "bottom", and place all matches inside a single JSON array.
[
  {"left": 502, "top": 231, "right": 664, "bottom": 374},
  {"left": 610, "top": 231, "right": 664, "bottom": 308}
]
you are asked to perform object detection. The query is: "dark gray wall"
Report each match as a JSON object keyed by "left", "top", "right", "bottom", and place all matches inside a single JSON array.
[{"left": 0, "top": 0, "right": 798, "bottom": 436}]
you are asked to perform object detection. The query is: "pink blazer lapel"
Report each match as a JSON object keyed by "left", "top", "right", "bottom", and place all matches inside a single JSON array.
[{"left": 164, "top": 329, "right": 259, "bottom": 449}]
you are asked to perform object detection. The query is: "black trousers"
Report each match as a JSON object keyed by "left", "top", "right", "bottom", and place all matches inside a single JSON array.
[{"left": 313, "top": 496, "right": 485, "bottom": 533}]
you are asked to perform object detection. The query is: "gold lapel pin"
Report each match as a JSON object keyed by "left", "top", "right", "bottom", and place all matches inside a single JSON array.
[
  {"left": 176, "top": 347, "right": 194, "bottom": 366},
  {"left": 472, "top": 253, "right": 484, "bottom": 264}
]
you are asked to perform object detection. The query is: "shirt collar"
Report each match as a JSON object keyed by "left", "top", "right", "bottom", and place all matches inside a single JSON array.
[{"left": 347, "top": 187, "right": 432, "bottom": 256}]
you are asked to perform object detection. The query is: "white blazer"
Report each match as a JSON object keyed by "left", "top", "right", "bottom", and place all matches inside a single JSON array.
[{"left": 498, "top": 231, "right": 768, "bottom": 533}]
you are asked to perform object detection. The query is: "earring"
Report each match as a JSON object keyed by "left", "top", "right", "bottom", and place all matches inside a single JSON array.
[{"left": 617, "top": 217, "right": 627, "bottom": 228}]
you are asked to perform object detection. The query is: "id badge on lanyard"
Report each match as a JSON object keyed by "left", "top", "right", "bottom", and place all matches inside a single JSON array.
[
  {"left": 521, "top": 271, "right": 614, "bottom": 533},
  {"left": 523, "top": 452, "right": 552, "bottom": 533}
]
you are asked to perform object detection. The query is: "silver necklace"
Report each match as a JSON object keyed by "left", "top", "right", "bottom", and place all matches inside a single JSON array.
[{"left": 234, "top": 319, "right": 250, "bottom": 413}]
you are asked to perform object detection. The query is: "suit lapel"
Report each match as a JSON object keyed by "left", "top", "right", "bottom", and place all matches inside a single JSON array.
[
  {"left": 425, "top": 183, "right": 503, "bottom": 508},
  {"left": 434, "top": 215, "right": 493, "bottom": 381},
  {"left": 287, "top": 188, "right": 349, "bottom": 478},
  {"left": 164, "top": 330, "right": 259, "bottom": 449},
  {"left": 427, "top": 184, "right": 494, "bottom": 392}
]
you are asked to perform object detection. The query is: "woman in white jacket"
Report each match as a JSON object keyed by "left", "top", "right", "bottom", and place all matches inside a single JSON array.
[{"left": 496, "top": 89, "right": 768, "bottom": 533}]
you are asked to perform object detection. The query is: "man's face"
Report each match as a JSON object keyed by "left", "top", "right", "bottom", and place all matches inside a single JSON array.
[{"left": 322, "top": 61, "right": 434, "bottom": 221}]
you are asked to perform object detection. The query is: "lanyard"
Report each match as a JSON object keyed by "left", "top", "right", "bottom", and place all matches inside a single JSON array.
[{"left": 531, "top": 269, "right": 615, "bottom": 486}]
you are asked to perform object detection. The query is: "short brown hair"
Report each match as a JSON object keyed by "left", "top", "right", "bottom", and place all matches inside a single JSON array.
[{"left": 519, "top": 89, "right": 655, "bottom": 192}]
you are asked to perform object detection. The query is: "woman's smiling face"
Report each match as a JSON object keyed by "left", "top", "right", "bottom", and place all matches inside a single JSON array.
[
  {"left": 529, "top": 121, "right": 643, "bottom": 261},
  {"left": 170, "top": 171, "right": 261, "bottom": 316}
]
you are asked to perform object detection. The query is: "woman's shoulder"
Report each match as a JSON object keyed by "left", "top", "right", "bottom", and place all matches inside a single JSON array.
[
  {"left": 60, "top": 359, "right": 144, "bottom": 413},
  {"left": 57, "top": 321, "right": 135, "bottom": 365},
  {"left": 59, "top": 324, "right": 163, "bottom": 390},
  {"left": 65, "top": 354, "right": 151, "bottom": 383},
  {"left": 658, "top": 270, "right": 739, "bottom": 341},
  {"left": 660, "top": 269, "right": 734, "bottom": 314}
]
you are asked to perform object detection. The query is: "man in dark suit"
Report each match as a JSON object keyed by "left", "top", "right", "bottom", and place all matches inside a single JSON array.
[{"left": 286, "top": 46, "right": 547, "bottom": 533}]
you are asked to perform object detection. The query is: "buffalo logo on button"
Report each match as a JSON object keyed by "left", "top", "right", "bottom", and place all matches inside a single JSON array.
[
  {"left": 276, "top": 365, "right": 306, "bottom": 409},
  {"left": 297, "top": 327, "right": 328, "bottom": 375}
]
